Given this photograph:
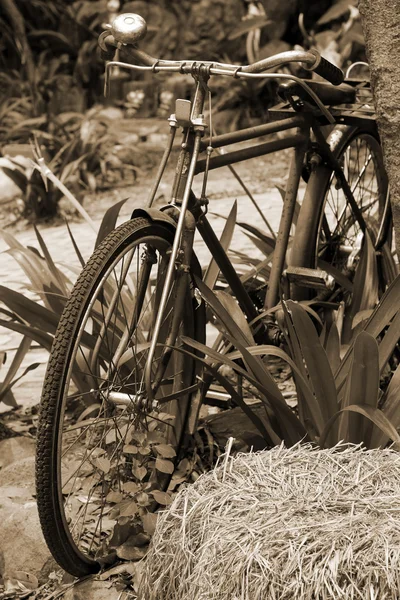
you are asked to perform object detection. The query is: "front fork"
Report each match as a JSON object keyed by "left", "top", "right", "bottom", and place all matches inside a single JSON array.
[{"left": 144, "top": 78, "right": 209, "bottom": 404}]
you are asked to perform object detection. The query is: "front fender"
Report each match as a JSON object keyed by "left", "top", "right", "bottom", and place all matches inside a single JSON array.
[{"left": 130, "top": 207, "right": 177, "bottom": 228}]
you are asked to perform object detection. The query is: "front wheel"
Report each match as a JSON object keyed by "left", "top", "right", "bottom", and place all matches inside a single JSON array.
[{"left": 35, "top": 217, "right": 205, "bottom": 577}]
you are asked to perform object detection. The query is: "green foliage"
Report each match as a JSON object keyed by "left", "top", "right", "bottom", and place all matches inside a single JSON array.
[
  {"left": 0, "top": 197, "right": 127, "bottom": 404},
  {"left": 0, "top": 109, "right": 139, "bottom": 220},
  {"left": 188, "top": 266, "right": 400, "bottom": 449}
]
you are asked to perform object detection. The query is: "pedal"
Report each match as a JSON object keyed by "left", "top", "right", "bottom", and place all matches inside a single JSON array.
[
  {"left": 205, "top": 386, "right": 232, "bottom": 408},
  {"left": 284, "top": 266, "right": 335, "bottom": 290}
]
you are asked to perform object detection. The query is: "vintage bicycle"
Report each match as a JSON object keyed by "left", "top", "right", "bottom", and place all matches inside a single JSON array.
[{"left": 35, "top": 13, "right": 397, "bottom": 576}]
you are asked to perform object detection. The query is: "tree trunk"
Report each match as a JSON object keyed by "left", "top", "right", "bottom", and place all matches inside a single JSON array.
[{"left": 359, "top": 0, "right": 400, "bottom": 257}]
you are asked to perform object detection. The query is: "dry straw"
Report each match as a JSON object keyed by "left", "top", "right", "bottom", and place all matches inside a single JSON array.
[{"left": 139, "top": 441, "right": 400, "bottom": 599}]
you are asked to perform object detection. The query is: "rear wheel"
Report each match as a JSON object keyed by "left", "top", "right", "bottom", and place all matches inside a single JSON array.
[
  {"left": 292, "top": 125, "right": 397, "bottom": 309},
  {"left": 292, "top": 124, "right": 398, "bottom": 385},
  {"left": 36, "top": 217, "right": 205, "bottom": 577}
]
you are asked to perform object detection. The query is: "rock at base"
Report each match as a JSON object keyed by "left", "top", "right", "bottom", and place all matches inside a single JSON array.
[
  {"left": 0, "top": 497, "right": 52, "bottom": 583},
  {"left": 63, "top": 579, "right": 122, "bottom": 600},
  {"left": 0, "top": 437, "right": 35, "bottom": 469}
]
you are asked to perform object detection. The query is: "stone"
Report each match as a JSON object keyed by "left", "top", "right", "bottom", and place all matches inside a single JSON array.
[
  {"left": 0, "top": 497, "right": 52, "bottom": 582},
  {"left": 0, "top": 437, "right": 35, "bottom": 469},
  {"left": 0, "top": 456, "right": 35, "bottom": 488},
  {"left": 95, "top": 106, "right": 125, "bottom": 121},
  {"left": 62, "top": 579, "right": 122, "bottom": 600}
]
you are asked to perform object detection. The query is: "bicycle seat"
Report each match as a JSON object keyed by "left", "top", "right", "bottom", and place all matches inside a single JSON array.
[{"left": 278, "top": 80, "right": 356, "bottom": 106}]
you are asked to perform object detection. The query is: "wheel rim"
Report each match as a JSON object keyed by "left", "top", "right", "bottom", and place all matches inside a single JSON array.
[
  {"left": 318, "top": 133, "right": 387, "bottom": 278},
  {"left": 56, "top": 233, "right": 194, "bottom": 563}
]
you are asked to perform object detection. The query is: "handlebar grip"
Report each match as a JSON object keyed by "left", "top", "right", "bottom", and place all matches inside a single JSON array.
[{"left": 306, "top": 49, "right": 344, "bottom": 86}]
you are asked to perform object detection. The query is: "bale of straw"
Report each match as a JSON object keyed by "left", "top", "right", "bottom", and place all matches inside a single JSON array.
[{"left": 139, "top": 442, "right": 400, "bottom": 599}]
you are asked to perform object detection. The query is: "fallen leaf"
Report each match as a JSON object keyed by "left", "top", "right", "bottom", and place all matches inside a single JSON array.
[
  {"left": 155, "top": 458, "right": 174, "bottom": 474},
  {"left": 151, "top": 490, "right": 172, "bottom": 505},
  {"left": 132, "top": 465, "right": 147, "bottom": 481},
  {"left": 136, "top": 492, "right": 150, "bottom": 507},
  {"left": 118, "top": 500, "right": 138, "bottom": 517},
  {"left": 141, "top": 512, "right": 158, "bottom": 535},
  {"left": 93, "top": 456, "right": 111, "bottom": 474},
  {"left": 123, "top": 481, "right": 140, "bottom": 494},
  {"left": 116, "top": 543, "right": 148, "bottom": 561},
  {"left": 106, "top": 491, "right": 123, "bottom": 503},
  {"left": 123, "top": 444, "right": 138, "bottom": 454},
  {"left": 155, "top": 444, "right": 176, "bottom": 458},
  {"left": 131, "top": 432, "right": 146, "bottom": 444},
  {"left": 11, "top": 571, "right": 38, "bottom": 591}
]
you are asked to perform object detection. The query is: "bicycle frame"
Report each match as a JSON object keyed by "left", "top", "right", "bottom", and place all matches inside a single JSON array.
[{"left": 105, "top": 62, "right": 380, "bottom": 405}]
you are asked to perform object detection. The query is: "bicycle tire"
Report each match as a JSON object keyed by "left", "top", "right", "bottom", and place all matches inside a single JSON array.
[
  {"left": 291, "top": 124, "right": 395, "bottom": 314},
  {"left": 36, "top": 216, "right": 205, "bottom": 577}
]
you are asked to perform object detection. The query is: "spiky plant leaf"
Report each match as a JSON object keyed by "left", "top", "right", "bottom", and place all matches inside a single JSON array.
[
  {"left": 204, "top": 201, "right": 237, "bottom": 290},
  {"left": 95, "top": 198, "right": 129, "bottom": 249},
  {"left": 338, "top": 331, "right": 379, "bottom": 445}
]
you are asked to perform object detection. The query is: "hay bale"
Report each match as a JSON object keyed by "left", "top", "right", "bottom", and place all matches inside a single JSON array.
[{"left": 139, "top": 442, "right": 400, "bottom": 599}]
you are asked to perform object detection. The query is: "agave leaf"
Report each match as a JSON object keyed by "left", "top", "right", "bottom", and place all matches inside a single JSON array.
[
  {"left": 286, "top": 300, "right": 338, "bottom": 444},
  {"left": 377, "top": 309, "right": 400, "bottom": 374},
  {"left": 342, "top": 232, "right": 378, "bottom": 343},
  {"left": 318, "top": 258, "right": 354, "bottom": 292},
  {"left": 280, "top": 298, "right": 310, "bottom": 427},
  {"left": 215, "top": 290, "right": 254, "bottom": 344},
  {"left": 0, "top": 362, "right": 40, "bottom": 404},
  {"left": 243, "top": 233, "right": 275, "bottom": 258},
  {"left": 298, "top": 302, "right": 323, "bottom": 327},
  {"left": 338, "top": 331, "right": 379, "bottom": 445},
  {"left": 95, "top": 198, "right": 129, "bottom": 249},
  {"left": 325, "top": 321, "right": 341, "bottom": 375},
  {"left": 0, "top": 286, "right": 60, "bottom": 334},
  {"left": 33, "top": 225, "right": 69, "bottom": 295},
  {"left": 317, "top": 0, "right": 356, "bottom": 25},
  {"left": 65, "top": 221, "right": 86, "bottom": 268},
  {"left": 28, "top": 30, "right": 76, "bottom": 52},
  {"left": 204, "top": 201, "right": 237, "bottom": 290},
  {"left": 178, "top": 343, "right": 277, "bottom": 444},
  {"left": 227, "top": 344, "right": 324, "bottom": 436},
  {"left": 370, "top": 365, "right": 400, "bottom": 448},
  {"left": 0, "top": 319, "right": 53, "bottom": 351},
  {"left": 223, "top": 337, "right": 307, "bottom": 444},
  {"left": 228, "top": 16, "right": 272, "bottom": 40},
  {"left": 336, "top": 275, "right": 400, "bottom": 392},
  {"left": 237, "top": 222, "right": 276, "bottom": 253},
  {"left": 229, "top": 249, "right": 268, "bottom": 268},
  {"left": 320, "top": 404, "right": 400, "bottom": 449},
  {"left": 352, "top": 309, "right": 374, "bottom": 330},
  {"left": 1, "top": 238, "right": 58, "bottom": 311},
  {"left": 1, "top": 166, "right": 28, "bottom": 192},
  {"left": 59, "top": 152, "right": 92, "bottom": 184},
  {"left": 0, "top": 336, "right": 31, "bottom": 398},
  {"left": 41, "top": 283, "right": 67, "bottom": 315},
  {"left": 195, "top": 277, "right": 253, "bottom": 346},
  {"left": 182, "top": 335, "right": 307, "bottom": 444}
]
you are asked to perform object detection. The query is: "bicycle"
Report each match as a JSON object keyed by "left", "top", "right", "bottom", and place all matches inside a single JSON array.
[{"left": 35, "top": 12, "right": 397, "bottom": 577}]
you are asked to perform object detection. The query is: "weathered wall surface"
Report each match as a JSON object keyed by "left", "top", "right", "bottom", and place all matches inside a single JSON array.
[{"left": 358, "top": 0, "right": 400, "bottom": 255}]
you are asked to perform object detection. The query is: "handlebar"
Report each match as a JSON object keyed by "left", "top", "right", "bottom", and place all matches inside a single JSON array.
[{"left": 99, "top": 12, "right": 344, "bottom": 86}]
